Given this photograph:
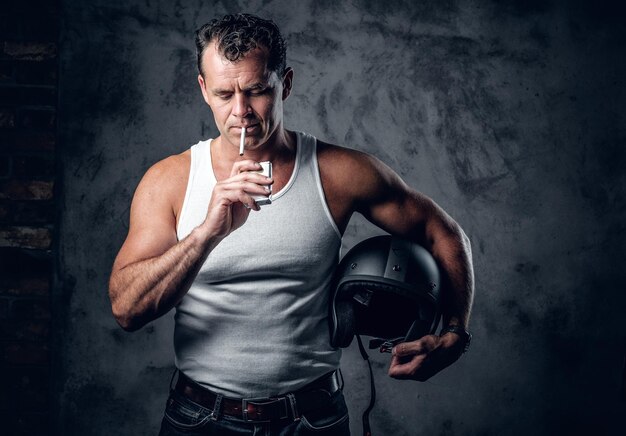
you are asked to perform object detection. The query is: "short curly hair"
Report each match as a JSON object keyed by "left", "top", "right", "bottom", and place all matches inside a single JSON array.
[{"left": 195, "top": 13, "right": 286, "bottom": 77}]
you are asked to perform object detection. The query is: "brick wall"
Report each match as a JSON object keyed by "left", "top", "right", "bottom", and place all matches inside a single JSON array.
[{"left": 0, "top": 2, "right": 58, "bottom": 435}]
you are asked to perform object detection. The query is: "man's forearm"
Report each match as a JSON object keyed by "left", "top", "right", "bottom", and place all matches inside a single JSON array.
[
  {"left": 109, "top": 227, "right": 220, "bottom": 331},
  {"left": 430, "top": 223, "right": 474, "bottom": 329}
]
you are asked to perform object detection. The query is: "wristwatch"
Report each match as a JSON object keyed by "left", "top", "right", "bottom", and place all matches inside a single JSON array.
[{"left": 440, "top": 325, "right": 472, "bottom": 353}]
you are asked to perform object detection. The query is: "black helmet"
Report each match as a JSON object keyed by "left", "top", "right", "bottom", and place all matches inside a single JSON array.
[{"left": 330, "top": 235, "right": 441, "bottom": 349}]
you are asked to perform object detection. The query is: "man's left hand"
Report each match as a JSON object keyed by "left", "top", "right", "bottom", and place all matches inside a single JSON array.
[{"left": 388, "top": 333, "right": 466, "bottom": 381}]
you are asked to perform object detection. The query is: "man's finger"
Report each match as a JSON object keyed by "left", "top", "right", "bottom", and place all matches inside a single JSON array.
[
  {"left": 392, "top": 336, "right": 437, "bottom": 357},
  {"left": 392, "top": 342, "right": 420, "bottom": 357},
  {"left": 388, "top": 350, "right": 440, "bottom": 381},
  {"left": 229, "top": 159, "right": 261, "bottom": 177},
  {"left": 388, "top": 354, "right": 423, "bottom": 379}
]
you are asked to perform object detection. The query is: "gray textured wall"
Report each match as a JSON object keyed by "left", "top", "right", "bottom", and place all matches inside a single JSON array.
[{"left": 55, "top": 1, "right": 626, "bottom": 435}]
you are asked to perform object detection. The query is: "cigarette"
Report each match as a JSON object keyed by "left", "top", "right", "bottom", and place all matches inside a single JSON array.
[{"left": 239, "top": 127, "right": 246, "bottom": 156}]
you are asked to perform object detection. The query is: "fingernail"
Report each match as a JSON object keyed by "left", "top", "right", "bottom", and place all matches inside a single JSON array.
[{"left": 264, "top": 186, "right": 270, "bottom": 192}]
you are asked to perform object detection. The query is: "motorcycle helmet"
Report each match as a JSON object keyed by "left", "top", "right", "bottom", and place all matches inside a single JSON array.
[{"left": 330, "top": 235, "right": 441, "bottom": 349}]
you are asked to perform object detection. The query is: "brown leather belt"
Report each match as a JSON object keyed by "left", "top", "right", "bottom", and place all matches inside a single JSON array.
[{"left": 173, "top": 370, "right": 342, "bottom": 422}]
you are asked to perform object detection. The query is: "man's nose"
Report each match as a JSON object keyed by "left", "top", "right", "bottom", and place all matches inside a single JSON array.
[{"left": 232, "top": 93, "right": 252, "bottom": 118}]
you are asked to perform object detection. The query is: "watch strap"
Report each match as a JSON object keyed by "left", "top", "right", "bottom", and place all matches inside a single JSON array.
[{"left": 440, "top": 325, "right": 472, "bottom": 353}]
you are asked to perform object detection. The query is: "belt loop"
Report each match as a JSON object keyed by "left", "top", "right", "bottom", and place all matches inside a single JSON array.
[
  {"left": 211, "top": 393, "right": 223, "bottom": 421},
  {"left": 286, "top": 393, "right": 300, "bottom": 421}
]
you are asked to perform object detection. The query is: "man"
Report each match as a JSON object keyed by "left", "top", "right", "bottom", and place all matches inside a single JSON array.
[{"left": 109, "top": 13, "right": 474, "bottom": 436}]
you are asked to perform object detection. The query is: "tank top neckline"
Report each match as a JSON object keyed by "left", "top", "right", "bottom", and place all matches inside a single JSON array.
[{"left": 206, "top": 133, "right": 302, "bottom": 202}]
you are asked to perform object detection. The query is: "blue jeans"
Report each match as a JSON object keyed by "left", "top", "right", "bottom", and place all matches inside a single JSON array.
[{"left": 158, "top": 388, "right": 350, "bottom": 436}]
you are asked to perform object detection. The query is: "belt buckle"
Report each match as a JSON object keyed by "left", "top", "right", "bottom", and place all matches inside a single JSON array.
[{"left": 241, "top": 397, "right": 288, "bottom": 422}]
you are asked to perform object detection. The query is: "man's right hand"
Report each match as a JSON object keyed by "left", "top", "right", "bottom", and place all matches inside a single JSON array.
[
  {"left": 201, "top": 159, "right": 273, "bottom": 239},
  {"left": 109, "top": 156, "right": 271, "bottom": 331}
]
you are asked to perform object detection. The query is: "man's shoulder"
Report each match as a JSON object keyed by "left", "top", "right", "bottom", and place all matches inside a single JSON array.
[
  {"left": 129, "top": 149, "right": 192, "bottom": 220},
  {"left": 143, "top": 150, "right": 190, "bottom": 182},
  {"left": 316, "top": 140, "right": 382, "bottom": 181},
  {"left": 315, "top": 139, "right": 392, "bottom": 202},
  {"left": 135, "top": 150, "right": 191, "bottom": 205},
  {"left": 316, "top": 139, "right": 368, "bottom": 166}
]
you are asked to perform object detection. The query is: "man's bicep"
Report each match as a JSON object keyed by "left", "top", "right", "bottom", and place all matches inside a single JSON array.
[
  {"left": 374, "top": 189, "right": 467, "bottom": 259},
  {"left": 363, "top": 185, "right": 432, "bottom": 244},
  {"left": 357, "top": 159, "right": 457, "bottom": 246},
  {"left": 112, "top": 170, "right": 179, "bottom": 272}
]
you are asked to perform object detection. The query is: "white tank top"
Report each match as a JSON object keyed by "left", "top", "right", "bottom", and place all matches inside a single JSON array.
[{"left": 174, "top": 131, "right": 342, "bottom": 397}]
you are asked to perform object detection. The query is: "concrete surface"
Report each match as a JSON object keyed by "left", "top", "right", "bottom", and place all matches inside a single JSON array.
[{"left": 55, "top": 1, "right": 626, "bottom": 434}]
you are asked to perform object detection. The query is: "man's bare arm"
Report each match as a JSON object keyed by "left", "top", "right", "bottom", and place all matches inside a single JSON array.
[
  {"left": 360, "top": 163, "right": 474, "bottom": 329},
  {"left": 108, "top": 157, "right": 272, "bottom": 331},
  {"left": 326, "top": 148, "right": 474, "bottom": 380},
  {"left": 109, "top": 226, "right": 219, "bottom": 332}
]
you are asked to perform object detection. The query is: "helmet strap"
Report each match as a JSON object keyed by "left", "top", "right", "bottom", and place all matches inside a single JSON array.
[{"left": 356, "top": 334, "right": 376, "bottom": 436}]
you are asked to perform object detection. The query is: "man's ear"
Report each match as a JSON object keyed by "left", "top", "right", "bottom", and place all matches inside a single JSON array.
[
  {"left": 198, "top": 74, "right": 210, "bottom": 105},
  {"left": 281, "top": 67, "right": 293, "bottom": 100}
]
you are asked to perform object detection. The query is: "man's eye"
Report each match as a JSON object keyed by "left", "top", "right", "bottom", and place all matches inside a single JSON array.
[
  {"left": 250, "top": 88, "right": 269, "bottom": 96},
  {"left": 216, "top": 93, "right": 232, "bottom": 100}
]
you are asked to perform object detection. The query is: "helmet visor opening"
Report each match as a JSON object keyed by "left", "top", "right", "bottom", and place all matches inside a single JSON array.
[{"left": 353, "top": 289, "right": 420, "bottom": 339}]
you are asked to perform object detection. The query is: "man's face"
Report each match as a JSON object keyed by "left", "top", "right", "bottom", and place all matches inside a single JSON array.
[{"left": 198, "top": 41, "right": 292, "bottom": 152}]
